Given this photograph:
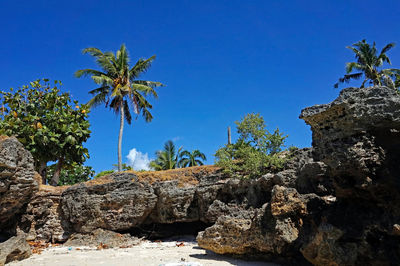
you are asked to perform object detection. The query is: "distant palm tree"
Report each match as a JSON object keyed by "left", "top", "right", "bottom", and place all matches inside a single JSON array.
[
  {"left": 150, "top": 140, "right": 182, "bottom": 170},
  {"left": 75, "top": 44, "right": 164, "bottom": 171},
  {"left": 334, "top": 40, "right": 400, "bottom": 89},
  {"left": 179, "top": 149, "right": 207, "bottom": 167}
]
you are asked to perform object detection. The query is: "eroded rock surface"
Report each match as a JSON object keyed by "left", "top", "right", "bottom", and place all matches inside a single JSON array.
[
  {"left": 0, "top": 234, "right": 31, "bottom": 266},
  {"left": 3, "top": 86, "right": 400, "bottom": 265},
  {"left": 0, "top": 136, "right": 38, "bottom": 234}
]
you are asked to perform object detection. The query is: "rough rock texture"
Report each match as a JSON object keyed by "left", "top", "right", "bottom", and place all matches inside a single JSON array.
[
  {"left": 197, "top": 86, "right": 400, "bottom": 265},
  {"left": 4, "top": 86, "right": 400, "bottom": 265},
  {"left": 299, "top": 87, "right": 400, "bottom": 265},
  {"left": 0, "top": 234, "right": 31, "bottom": 266},
  {"left": 19, "top": 186, "right": 68, "bottom": 243},
  {"left": 61, "top": 173, "right": 158, "bottom": 233},
  {"left": 0, "top": 137, "right": 38, "bottom": 232},
  {"left": 65, "top": 228, "right": 141, "bottom": 248}
]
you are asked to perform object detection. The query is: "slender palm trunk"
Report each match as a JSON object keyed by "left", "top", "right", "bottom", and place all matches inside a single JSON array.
[{"left": 118, "top": 103, "right": 124, "bottom": 172}]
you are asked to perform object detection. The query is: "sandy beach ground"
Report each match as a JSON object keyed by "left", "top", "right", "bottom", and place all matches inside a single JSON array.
[{"left": 8, "top": 238, "right": 279, "bottom": 266}]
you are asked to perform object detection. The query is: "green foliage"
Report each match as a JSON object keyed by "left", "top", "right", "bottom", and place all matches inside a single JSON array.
[
  {"left": 335, "top": 40, "right": 400, "bottom": 89},
  {"left": 46, "top": 162, "right": 94, "bottom": 185},
  {"left": 215, "top": 113, "right": 287, "bottom": 179},
  {"left": 150, "top": 140, "right": 182, "bottom": 170},
  {"left": 94, "top": 170, "right": 115, "bottom": 178},
  {"left": 75, "top": 44, "right": 164, "bottom": 172},
  {"left": 179, "top": 149, "right": 207, "bottom": 167},
  {"left": 0, "top": 79, "right": 91, "bottom": 184},
  {"left": 150, "top": 140, "right": 207, "bottom": 170}
]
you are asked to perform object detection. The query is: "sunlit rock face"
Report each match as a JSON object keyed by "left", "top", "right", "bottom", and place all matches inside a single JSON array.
[
  {"left": 3, "top": 86, "right": 400, "bottom": 265},
  {"left": 198, "top": 86, "right": 400, "bottom": 265},
  {"left": 0, "top": 136, "right": 38, "bottom": 234}
]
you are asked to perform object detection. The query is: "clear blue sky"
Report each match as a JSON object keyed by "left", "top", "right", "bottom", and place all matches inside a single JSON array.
[{"left": 1, "top": 0, "right": 400, "bottom": 172}]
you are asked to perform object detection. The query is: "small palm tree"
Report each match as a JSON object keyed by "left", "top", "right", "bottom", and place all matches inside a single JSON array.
[
  {"left": 75, "top": 44, "right": 164, "bottom": 171},
  {"left": 150, "top": 140, "right": 183, "bottom": 170},
  {"left": 334, "top": 40, "right": 400, "bottom": 89},
  {"left": 179, "top": 149, "right": 207, "bottom": 167}
]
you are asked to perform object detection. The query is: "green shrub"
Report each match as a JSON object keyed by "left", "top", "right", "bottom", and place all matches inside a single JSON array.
[
  {"left": 95, "top": 170, "right": 115, "bottom": 178},
  {"left": 46, "top": 162, "right": 94, "bottom": 185},
  {"left": 215, "top": 113, "right": 288, "bottom": 179}
]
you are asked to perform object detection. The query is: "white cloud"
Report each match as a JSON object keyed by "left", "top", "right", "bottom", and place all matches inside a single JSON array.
[
  {"left": 172, "top": 136, "right": 182, "bottom": 142},
  {"left": 126, "top": 148, "right": 151, "bottom": 171}
]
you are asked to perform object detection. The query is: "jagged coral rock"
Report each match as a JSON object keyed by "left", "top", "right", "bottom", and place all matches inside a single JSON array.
[
  {"left": 0, "top": 136, "right": 38, "bottom": 232},
  {"left": 19, "top": 185, "right": 69, "bottom": 243},
  {"left": 0, "top": 234, "right": 31, "bottom": 266},
  {"left": 61, "top": 173, "right": 158, "bottom": 233}
]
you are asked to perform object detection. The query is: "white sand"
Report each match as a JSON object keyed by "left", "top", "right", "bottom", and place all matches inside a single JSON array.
[{"left": 8, "top": 240, "right": 279, "bottom": 266}]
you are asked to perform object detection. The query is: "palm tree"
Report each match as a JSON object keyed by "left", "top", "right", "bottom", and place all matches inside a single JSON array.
[
  {"left": 334, "top": 40, "right": 400, "bottom": 90},
  {"left": 150, "top": 140, "right": 183, "bottom": 170},
  {"left": 75, "top": 44, "right": 164, "bottom": 171},
  {"left": 179, "top": 149, "right": 207, "bottom": 167}
]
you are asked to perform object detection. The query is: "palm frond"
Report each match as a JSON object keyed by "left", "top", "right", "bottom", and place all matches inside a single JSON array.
[
  {"left": 82, "top": 47, "right": 104, "bottom": 57},
  {"left": 75, "top": 69, "right": 107, "bottom": 78},
  {"left": 334, "top": 72, "right": 363, "bottom": 88},
  {"left": 380, "top": 42, "right": 396, "bottom": 55},
  {"left": 132, "top": 84, "right": 158, "bottom": 98},
  {"left": 123, "top": 100, "right": 132, "bottom": 124},
  {"left": 129, "top": 55, "right": 156, "bottom": 79},
  {"left": 87, "top": 90, "right": 108, "bottom": 108},
  {"left": 89, "top": 86, "right": 110, "bottom": 95}
]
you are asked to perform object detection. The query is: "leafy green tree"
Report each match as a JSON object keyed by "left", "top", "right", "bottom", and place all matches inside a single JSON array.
[
  {"left": 215, "top": 113, "right": 287, "bottom": 179},
  {"left": 75, "top": 44, "right": 164, "bottom": 172},
  {"left": 0, "top": 79, "right": 91, "bottom": 185},
  {"left": 46, "top": 162, "right": 94, "bottom": 185},
  {"left": 150, "top": 140, "right": 183, "bottom": 170},
  {"left": 334, "top": 40, "right": 400, "bottom": 89},
  {"left": 179, "top": 149, "right": 207, "bottom": 167}
]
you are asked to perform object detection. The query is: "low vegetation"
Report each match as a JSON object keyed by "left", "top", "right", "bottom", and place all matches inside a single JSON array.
[
  {"left": 150, "top": 140, "right": 207, "bottom": 170},
  {"left": 215, "top": 113, "right": 288, "bottom": 179}
]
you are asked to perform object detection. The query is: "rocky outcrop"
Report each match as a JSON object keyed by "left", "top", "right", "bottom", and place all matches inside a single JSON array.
[
  {"left": 0, "top": 136, "right": 38, "bottom": 234},
  {"left": 19, "top": 186, "right": 68, "bottom": 243},
  {"left": 0, "top": 234, "right": 31, "bottom": 266},
  {"left": 3, "top": 86, "right": 400, "bottom": 265},
  {"left": 65, "top": 228, "right": 141, "bottom": 248},
  {"left": 298, "top": 86, "right": 400, "bottom": 265},
  {"left": 197, "top": 86, "right": 400, "bottom": 265}
]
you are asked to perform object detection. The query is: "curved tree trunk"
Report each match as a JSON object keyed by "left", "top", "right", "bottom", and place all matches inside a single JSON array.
[
  {"left": 38, "top": 161, "right": 47, "bottom": 185},
  {"left": 50, "top": 157, "right": 64, "bottom": 186},
  {"left": 118, "top": 103, "right": 124, "bottom": 172}
]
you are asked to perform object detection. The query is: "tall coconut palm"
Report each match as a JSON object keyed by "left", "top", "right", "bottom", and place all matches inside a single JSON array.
[
  {"left": 334, "top": 40, "right": 400, "bottom": 89},
  {"left": 179, "top": 149, "right": 207, "bottom": 167},
  {"left": 150, "top": 140, "right": 182, "bottom": 170},
  {"left": 75, "top": 44, "right": 164, "bottom": 171}
]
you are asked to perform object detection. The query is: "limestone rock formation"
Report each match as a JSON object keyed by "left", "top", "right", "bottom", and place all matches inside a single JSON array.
[
  {"left": 19, "top": 185, "right": 68, "bottom": 243},
  {"left": 0, "top": 234, "right": 31, "bottom": 266},
  {"left": 0, "top": 136, "right": 38, "bottom": 233},
  {"left": 197, "top": 86, "right": 400, "bottom": 265},
  {"left": 65, "top": 228, "right": 141, "bottom": 248},
  {"left": 61, "top": 173, "right": 158, "bottom": 233},
  {"left": 3, "top": 86, "right": 400, "bottom": 265}
]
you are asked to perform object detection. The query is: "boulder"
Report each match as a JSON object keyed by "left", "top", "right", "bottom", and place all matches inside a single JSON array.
[
  {"left": 65, "top": 228, "right": 141, "bottom": 248},
  {"left": 0, "top": 234, "right": 31, "bottom": 266},
  {"left": 60, "top": 173, "right": 158, "bottom": 233},
  {"left": 0, "top": 136, "right": 38, "bottom": 232},
  {"left": 19, "top": 185, "right": 68, "bottom": 243}
]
